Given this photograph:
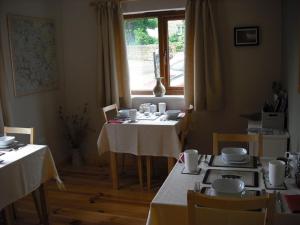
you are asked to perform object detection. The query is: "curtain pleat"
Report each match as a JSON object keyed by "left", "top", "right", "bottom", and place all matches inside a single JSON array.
[
  {"left": 96, "top": 0, "right": 131, "bottom": 108},
  {"left": 184, "top": 0, "right": 224, "bottom": 111},
  {"left": 0, "top": 42, "right": 6, "bottom": 133}
]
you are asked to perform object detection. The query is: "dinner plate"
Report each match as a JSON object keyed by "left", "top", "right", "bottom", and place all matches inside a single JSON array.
[
  {"left": 0, "top": 144, "right": 13, "bottom": 149},
  {"left": 222, "top": 156, "right": 250, "bottom": 165}
]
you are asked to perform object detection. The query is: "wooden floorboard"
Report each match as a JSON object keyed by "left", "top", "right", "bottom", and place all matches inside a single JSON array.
[{"left": 11, "top": 166, "right": 162, "bottom": 225}]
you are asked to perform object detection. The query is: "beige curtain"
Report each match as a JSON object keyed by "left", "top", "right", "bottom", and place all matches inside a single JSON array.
[
  {"left": 0, "top": 99, "right": 4, "bottom": 133},
  {"left": 184, "top": 0, "right": 224, "bottom": 111},
  {"left": 0, "top": 43, "right": 6, "bottom": 133},
  {"left": 96, "top": 0, "right": 131, "bottom": 108}
]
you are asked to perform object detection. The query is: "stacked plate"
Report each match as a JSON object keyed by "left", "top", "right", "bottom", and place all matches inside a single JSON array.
[
  {"left": 221, "top": 147, "right": 249, "bottom": 164},
  {"left": 0, "top": 136, "right": 15, "bottom": 148}
]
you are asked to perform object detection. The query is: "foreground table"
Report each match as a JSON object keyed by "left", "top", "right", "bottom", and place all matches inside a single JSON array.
[
  {"left": 146, "top": 156, "right": 300, "bottom": 225},
  {"left": 0, "top": 144, "right": 63, "bottom": 224},
  {"left": 97, "top": 115, "right": 182, "bottom": 190}
]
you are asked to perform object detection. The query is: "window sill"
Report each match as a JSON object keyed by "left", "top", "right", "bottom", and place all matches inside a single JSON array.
[{"left": 131, "top": 95, "right": 185, "bottom": 110}]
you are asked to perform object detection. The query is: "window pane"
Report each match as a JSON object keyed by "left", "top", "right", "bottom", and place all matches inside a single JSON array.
[
  {"left": 168, "top": 19, "right": 185, "bottom": 87},
  {"left": 124, "top": 18, "right": 159, "bottom": 91}
]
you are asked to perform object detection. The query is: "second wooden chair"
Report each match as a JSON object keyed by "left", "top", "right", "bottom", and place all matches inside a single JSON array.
[
  {"left": 187, "top": 190, "right": 275, "bottom": 225},
  {"left": 213, "top": 133, "right": 263, "bottom": 157}
]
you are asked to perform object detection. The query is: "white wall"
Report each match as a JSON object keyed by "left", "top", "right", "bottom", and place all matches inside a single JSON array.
[
  {"left": 188, "top": 0, "right": 282, "bottom": 153},
  {"left": 61, "top": 0, "right": 103, "bottom": 164},
  {"left": 0, "top": 0, "right": 67, "bottom": 165},
  {"left": 283, "top": 0, "right": 300, "bottom": 152}
]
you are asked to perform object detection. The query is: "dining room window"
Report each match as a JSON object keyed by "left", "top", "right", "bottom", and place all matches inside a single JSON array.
[{"left": 124, "top": 11, "right": 185, "bottom": 95}]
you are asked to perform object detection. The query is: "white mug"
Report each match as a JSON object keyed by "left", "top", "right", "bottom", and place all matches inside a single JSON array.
[
  {"left": 183, "top": 149, "right": 198, "bottom": 172},
  {"left": 158, "top": 102, "right": 166, "bottom": 114},
  {"left": 129, "top": 109, "right": 137, "bottom": 122},
  {"left": 269, "top": 160, "right": 285, "bottom": 186},
  {"left": 150, "top": 104, "right": 157, "bottom": 113}
]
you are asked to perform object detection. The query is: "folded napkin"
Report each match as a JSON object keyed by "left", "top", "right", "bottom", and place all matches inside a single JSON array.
[
  {"left": 108, "top": 119, "right": 123, "bottom": 124},
  {"left": 284, "top": 195, "right": 300, "bottom": 213}
]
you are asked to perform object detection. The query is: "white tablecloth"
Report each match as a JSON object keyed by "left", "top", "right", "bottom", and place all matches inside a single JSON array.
[
  {"left": 0, "top": 145, "right": 62, "bottom": 209},
  {"left": 97, "top": 117, "right": 182, "bottom": 158},
  {"left": 146, "top": 157, "right": 300, "bottom": 225}
]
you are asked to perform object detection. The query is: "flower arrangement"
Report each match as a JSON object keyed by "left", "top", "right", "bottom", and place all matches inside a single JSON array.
[{"left": 58, "top": 103, "right": 89, "bottom": 149}]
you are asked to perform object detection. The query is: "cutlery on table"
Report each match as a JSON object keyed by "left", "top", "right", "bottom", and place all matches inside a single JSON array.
[
  {"left": 204, "top": 155, "right": 210, "bottom": 164},
  {"left": 276, "top": 191, "right": 284, "bottom": 213},
  {"left": 197, "top": 155, "right": 203, "bottom": 165}
]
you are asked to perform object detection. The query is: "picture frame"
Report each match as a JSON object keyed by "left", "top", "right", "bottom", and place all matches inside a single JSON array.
[
  {"left": 7, "top": 14, "right": 59, "bottom": 96},
  {"left": 234, "top": 26, "right": 259, "bottom": 46}
]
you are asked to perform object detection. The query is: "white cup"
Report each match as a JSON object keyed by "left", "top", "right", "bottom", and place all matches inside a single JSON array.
[
  {"left": 129, "top": 109, "right": 137, "bottom": 122},
  {"left": 150, "top": 104, "right": 157, "bottom": 113},
  {"left": 158, "top": 102, "right": 166, "bottom": 114},
  {"left": 184, "top": 149, "right": 198, "bottom": 172},
  {"left": 269, "top": 160, "right": 285, "bottom": 186}
]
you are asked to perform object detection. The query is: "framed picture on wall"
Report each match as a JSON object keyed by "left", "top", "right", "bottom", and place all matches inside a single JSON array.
[
  {"left": 7, "top": 14, "right": 59, "bottom": 96},
  {"left": 234, "top": 26, "right": 259, "bottom": 46}
]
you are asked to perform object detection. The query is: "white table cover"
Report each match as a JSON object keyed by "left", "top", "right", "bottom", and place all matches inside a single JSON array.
[
  {"left": 0, "top": 145, "right": 62, "bottom": 209},
  {"left": 97, "top": 117, "right": 182, "bottom": 158},
  {"left": 146, "top": 157, "right": 300, "bottom": 225}
]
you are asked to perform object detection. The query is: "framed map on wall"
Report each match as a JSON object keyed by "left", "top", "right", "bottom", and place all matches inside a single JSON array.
[{"left": 8, "top": 14, "right": 58, "bottom": 96}]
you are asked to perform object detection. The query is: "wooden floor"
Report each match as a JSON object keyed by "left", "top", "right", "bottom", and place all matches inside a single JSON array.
[{"left": 12, "top": 165, "right": 164, "bottom": 225}]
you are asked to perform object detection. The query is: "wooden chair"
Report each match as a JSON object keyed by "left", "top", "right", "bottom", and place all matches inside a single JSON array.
[
  {"left": 102, "top": 103, "right": 118, "bottom": 122},
  {"left": 213, "top": 133, "right": 263, "bottom": 157},
  {"left": 4, "top": 126, "right": 35, "bottom": 144},
  {"left": 102, "top": 104, "right": 144, "bottom": 190},
  {"left": 167, "top": 105, "right": 194, "bottom": 174},
  {"left": 3, "top": 126, "right": 49, "bottom": 225},
  {"left": 179, "top": 105, "right": 194, "bottom": 151},
  {"left": 187, "top": 190, "right": 275, "bottom": 225}
]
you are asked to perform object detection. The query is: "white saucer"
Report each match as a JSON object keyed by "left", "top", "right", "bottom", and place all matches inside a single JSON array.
[{"left": 222, "top": 156, "right": 250, "bottom": 165}]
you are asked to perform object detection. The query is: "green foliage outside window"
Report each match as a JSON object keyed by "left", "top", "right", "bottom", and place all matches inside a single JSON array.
[
  {"left": 125, "top": 18, "right": 158, "bottom": 45},
  {"left": 169, "top": 33, "right": 184, "bottom": 51}
]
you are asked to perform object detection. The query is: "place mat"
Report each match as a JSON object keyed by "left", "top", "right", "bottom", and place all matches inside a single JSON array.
[
  {"left": 181, "top": 167, "right": 201, "bottom": 175},
  {"left": 208, "top": 155, "right": 258, "bottom": 169},
  {"left": 200, "top": 187, "right": 261, "bottom": 197},
  {"left": 284, "top": 195, "right": 300, "bottom": 213},
  {"left": 203, "top": 169, "right": 259, "bottom": 187},
  {"left": 262, "top": 170, "right": 287, "bottom": 190},
  {"left": 108, "top": 119, "right": 124, "bottom": 124}
]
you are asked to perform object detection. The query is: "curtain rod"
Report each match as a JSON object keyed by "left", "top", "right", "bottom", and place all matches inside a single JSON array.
[{"left": 90, "top": 0, "right": 137, "bottom": 7}]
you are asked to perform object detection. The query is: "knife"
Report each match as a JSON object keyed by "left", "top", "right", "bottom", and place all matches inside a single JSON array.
[{"left": 198, "top": 155, "right": 203, "bottom": 165}]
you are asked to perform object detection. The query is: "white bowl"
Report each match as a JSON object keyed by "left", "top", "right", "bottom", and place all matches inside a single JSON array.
[
  {"left": 118, "top": 110, "right": 129, "bottom": 118},
  {"left": 221, "top": 147, "right": 247, "bottom": 162},
  {"left": 212, "top": 178, "right": 245, "bottom": 195},
  {"left": 166, "top": 110, "right": 181, "bottom": 120},
  {"left": 0, "top": 136, "right": 15, "bottom": 146}
]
